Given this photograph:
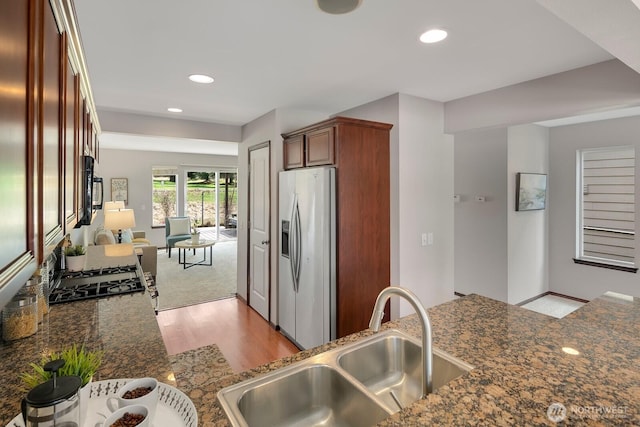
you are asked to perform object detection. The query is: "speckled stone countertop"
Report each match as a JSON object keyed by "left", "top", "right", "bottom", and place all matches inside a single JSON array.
[
  {"left": 2, "top": 291, "right": 638, "bottom": 426},
  {"left": 0, "top": 291, "right": 173, "bottom": 425},
  {"left": 199, "top": 293, "right": 639, "bottom": 426}
]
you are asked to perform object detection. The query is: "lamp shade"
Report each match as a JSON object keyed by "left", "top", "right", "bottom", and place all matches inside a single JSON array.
[
  {"left": 104, "top": 200, "right": 125, "bottom": 210},
  {"left": 104, "top": 244, "right": 134, "bottom": 257},
  {"left": 104, "top": 209, "right": 136, "bottom": 231}
]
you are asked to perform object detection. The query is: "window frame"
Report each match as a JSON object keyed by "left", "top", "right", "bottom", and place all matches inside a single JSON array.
[
  {"left": 151, "top": 167, "right": 179, "bottom": 228},
  {"left": 574, "top": 146, "right": 637, "bottom": 273}
]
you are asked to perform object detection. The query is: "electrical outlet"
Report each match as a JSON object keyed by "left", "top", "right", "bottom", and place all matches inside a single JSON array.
[
  {"left": 421, "top": 233, "right": 428, "bottom": 246},
  {"left": 428, "top": 232, "right": 433, "bottom": 245}
]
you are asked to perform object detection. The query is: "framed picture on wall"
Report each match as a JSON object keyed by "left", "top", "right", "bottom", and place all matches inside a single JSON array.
[
  {"left": 516, "top": 173, "right": 547, "bottom": 211},
  {"left": 111, "top": 178, "right": 128, "bottom": 205}
]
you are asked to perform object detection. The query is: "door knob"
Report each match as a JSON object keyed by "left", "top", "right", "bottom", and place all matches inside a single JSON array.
[{"left": 261, "top": 240, "right": 270, "bottom": 245}]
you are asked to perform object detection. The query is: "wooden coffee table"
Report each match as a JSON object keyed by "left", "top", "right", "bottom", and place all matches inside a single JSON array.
[{"left": 175, "top": 239, "right": 216, "bottom": 269}]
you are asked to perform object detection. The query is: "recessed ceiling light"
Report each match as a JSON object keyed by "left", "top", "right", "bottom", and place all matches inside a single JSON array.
[
  {"left": 167, "top": 107, "right": 182, "bottom": 113},
  {"left": 188, "top": 74, "right": 214, "bottom": 84},
  {"left": 419, "top": 29, "right": 448, "bottom": 44}
]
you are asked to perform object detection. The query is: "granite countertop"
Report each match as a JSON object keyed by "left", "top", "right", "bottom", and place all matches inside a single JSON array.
[
  {"left": 0, "top": 291, "right": 173, "bottom": 425},
  {"left": 2, "top": 291, "right": 638, "bottom": 426},
  {"left": 196, "top": 293, "right": 639, "bottom": 426}
]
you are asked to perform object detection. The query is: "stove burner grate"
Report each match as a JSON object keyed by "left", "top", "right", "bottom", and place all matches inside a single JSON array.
[{"left": 50, "top": 265, "right": 144, "bottom": 304}]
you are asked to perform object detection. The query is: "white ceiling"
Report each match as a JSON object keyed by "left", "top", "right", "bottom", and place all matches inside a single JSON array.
[{"left": 73, "top": 0, "right": 640, "bottom": 152}]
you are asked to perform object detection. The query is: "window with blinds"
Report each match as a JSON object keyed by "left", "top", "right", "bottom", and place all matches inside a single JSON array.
[{"left": 577, "top": 147, "right": 635, "bottom": 268}]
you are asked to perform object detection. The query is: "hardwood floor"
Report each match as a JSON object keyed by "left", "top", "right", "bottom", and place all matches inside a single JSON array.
[{"left": 156, "top": 297, "right": 299, "bottom": 372}]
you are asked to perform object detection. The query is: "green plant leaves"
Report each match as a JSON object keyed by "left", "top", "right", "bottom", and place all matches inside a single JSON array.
[{"left": 20, "top": 344, "right": 103, "bottom": 389}]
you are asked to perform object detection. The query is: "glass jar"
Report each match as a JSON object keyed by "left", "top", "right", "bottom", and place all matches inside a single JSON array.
[
  {"left": 2, "top": 295, "right": 38, "bottom": 341},
  {"left": 19, "top": 279, "right": 47, "bottom": 323}
]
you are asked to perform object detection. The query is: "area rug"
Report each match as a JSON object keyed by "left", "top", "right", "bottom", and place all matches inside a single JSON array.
[{"left": 155, "top": 240, "right": 237, "bottom": 310}]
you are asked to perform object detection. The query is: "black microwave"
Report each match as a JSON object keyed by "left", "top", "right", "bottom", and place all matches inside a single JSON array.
[{"left": 75, "top": 156, "right": 102, "bottom": 227}]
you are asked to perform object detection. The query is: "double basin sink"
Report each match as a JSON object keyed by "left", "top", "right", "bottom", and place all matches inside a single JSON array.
[{"left": 217, "top": 329, "right": 474, "bottom": 426}]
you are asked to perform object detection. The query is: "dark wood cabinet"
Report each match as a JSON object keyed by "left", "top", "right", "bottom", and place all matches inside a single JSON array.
[
  {"left": 283, "top": 135, "right": 304, "bottom": 169},
  {"left": 0, "top": 0, "right": 100, "bottom": 308},
  {"left": 63, "top": 48, "right": 79, "bottom": 230},
  {"left": 282, "top": 117, "right": 393, "bottom": 338},
  {"left": 283, "top": 124, "right": 335, "bottom": 169},
  {"left": 38, "top": 0, "right": 64, "bottom": 259},
  {"left": 0, "top": 0, "right": 39, "bottom": 308},
  {"left": 306, "top": 126, "right": 334, "bottom": 167}
]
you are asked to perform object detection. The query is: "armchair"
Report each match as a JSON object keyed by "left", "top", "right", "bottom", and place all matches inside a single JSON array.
[{"left": 165, "top": 216, "right": 192, "bottom": 258}]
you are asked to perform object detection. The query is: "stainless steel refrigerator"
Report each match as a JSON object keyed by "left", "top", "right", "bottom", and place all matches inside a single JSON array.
[{"left": 278, "top": 166, "right": 336, "bottom": 350}]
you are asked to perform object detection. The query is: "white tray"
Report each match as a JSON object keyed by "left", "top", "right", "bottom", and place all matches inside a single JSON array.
[{"left": 8, "top": 379, "right": 197, "bottom": 427}]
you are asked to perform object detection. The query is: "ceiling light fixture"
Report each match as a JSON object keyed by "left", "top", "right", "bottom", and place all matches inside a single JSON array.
[
  {"left": 188, "top": 74, "right": 214, "bottom": 84},
  {"left": 167, "top": 107, "right": 183, "bottom": 113},
  {"left": 419, "top": 28, "right": 448, "bottom": 44},
  {"left": 316, "top": 0, "right": 362, "bottom": 14}
]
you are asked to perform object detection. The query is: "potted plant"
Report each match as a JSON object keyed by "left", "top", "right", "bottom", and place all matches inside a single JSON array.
[
  {"left": 20, "top": 344, "right": 103, "bottom": 388},
  {"left": 65, "top": 244, "right": 86, "bottom": 272},
  {"left": 190, "top": 226, "right": 200, "bottom": 244},
  {"left": 21, "top": 344, "right": 103, "bottom": 424}
]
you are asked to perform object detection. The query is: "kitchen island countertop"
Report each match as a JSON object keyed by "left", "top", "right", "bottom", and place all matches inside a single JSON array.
[
  {"left": 2, "top": 291, "right": 638, "bottom": 426},
  {"left": 200, "top": 292, "right": 640, "bottom": 426}
]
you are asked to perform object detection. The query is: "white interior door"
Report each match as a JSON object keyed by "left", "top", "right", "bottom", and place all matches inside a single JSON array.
[{"left": 249, "top": 145, "right": 270, "bottom": 320}]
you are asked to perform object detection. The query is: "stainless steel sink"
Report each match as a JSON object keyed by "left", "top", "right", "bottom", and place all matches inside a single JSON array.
[
  {"left": 217, "top": 330, "right": 473, "bottom": 426},
  {"left": 230, "top": 364, "right": 390, "bottom": 427},
  {"left": 337, "top": 333, "right": 474, "bottom": 412}
]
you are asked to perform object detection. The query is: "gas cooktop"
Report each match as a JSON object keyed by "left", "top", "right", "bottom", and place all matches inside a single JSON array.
[{"left": 50, "top": 264, "right": 145, "bottom": 304}]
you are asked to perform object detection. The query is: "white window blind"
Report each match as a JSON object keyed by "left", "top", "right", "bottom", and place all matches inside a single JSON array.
[{"left": 578, "top": 147, "right": 635, "bottom": 266}]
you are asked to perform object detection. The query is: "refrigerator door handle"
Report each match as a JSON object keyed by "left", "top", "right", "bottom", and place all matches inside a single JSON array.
[
  {"left": 294, "top": 200, "right": 302, "bottom": 292},
  {"left": 289, "top": 196, "right": 299, "bottom": 293}
]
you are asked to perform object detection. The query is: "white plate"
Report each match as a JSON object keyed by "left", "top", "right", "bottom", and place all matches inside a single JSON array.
[{"left": 8, "top": 379, "right": 197, "bottom": 427}]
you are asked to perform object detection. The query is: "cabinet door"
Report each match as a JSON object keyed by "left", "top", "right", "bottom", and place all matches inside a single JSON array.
[
  {"left": 39, "top": 0, "right": 64, "bottom": 259},
  {"left": 63, "top": 52, "right": 79, "bottom": 231},
  {"left": 283, "top": 135, "right": 304, "bottom": 169},
  {"left": 305, "top": 126, "right": 334, "bottom": 167},
  {"left": 0, "top": 0, "right": 38, "bottom": 308}
]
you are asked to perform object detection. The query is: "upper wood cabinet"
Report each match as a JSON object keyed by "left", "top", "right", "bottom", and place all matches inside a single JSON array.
[
  {"left": 282, "top": 117, "right": 393, "bottom": 338},
  {"left": 283, "top": 135, "right": 304, "bottom": 169},
  {"left": 0, "top": 0, "right": 101, "bottom": 309},
  {"left": 63, "top": 50, "right": 80, "bottom": 231},
  {"left": 283, "top": 124, "right": 335, "bottom": 169},
  {"left": 0, "top": 0, "right": 39, "bottom": 309},
  {"left": 306, "top": 126, "right": 334, "bottom": 167},
  {"left": 39, "top": 0, "right": 64, "bottom": 259}
]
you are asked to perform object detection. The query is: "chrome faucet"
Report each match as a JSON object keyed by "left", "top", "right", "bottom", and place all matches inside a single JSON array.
[{"left": 369, "top": 286, "right": 433, "bottom": 397}]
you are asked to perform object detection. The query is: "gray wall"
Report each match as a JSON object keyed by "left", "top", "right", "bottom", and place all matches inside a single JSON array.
[
  {"left": 445, "top": 60, "right": 640, "bottom": 133},
  {"left": 507, "top": 124, "right": 549, "bottom": 304},
  {"left": 454, "top": 128, "right": 508, "bottom": 300},
  {"left": 549, "top": 115, "right": 640, "bottom": 300}
]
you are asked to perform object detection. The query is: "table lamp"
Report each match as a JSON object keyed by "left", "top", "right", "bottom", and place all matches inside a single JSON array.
[
  {"left": 104, "top": 200, "right": 125, "bottom": 210},
  {"left": 104, "top": 208, "right": 136, "bottom": 243}
]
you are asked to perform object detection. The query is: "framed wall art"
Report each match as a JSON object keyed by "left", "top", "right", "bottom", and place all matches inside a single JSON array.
[
  {"left": 111, "top": 178, "right": 128, "bottom": 205},
  {"left": 516, "top": 173, "right": 547, "bottom": 211}
]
